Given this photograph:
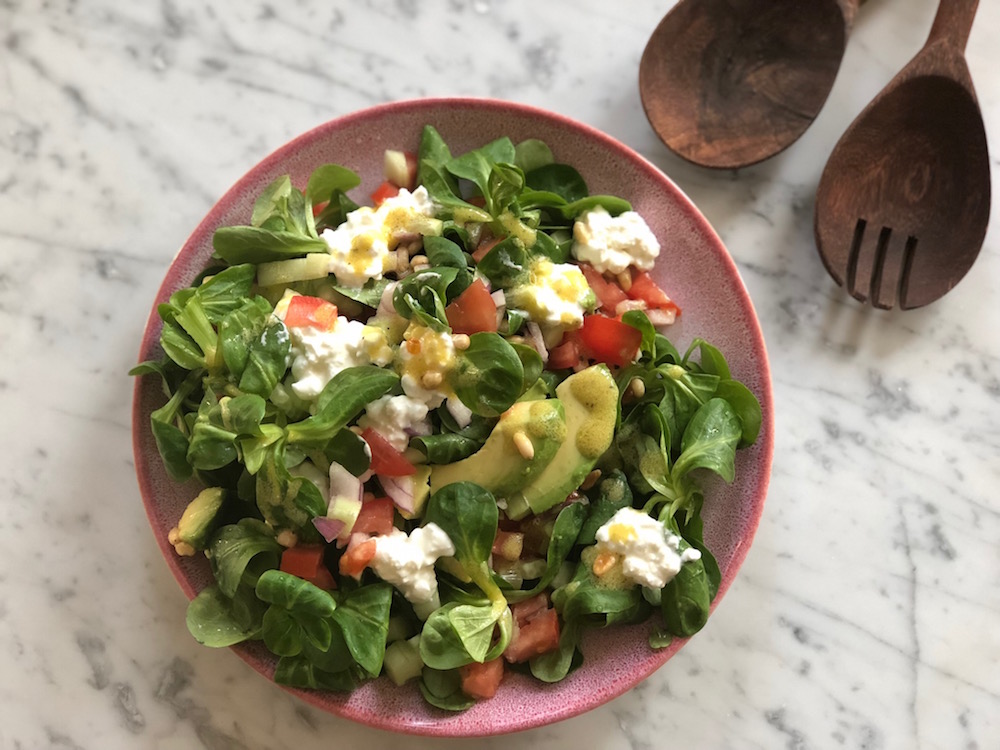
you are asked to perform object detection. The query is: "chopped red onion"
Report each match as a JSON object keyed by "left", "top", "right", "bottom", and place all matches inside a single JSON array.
[
  {"left": 328, "top": 462, "right": 362, "bottom": 509},
  {"left": 381, "top": 474, "right": 416, "bottom": 514},
  {"left": 615, "top": 299, "right": 647, "bottom": 317},
  {"left": 377, "top": 281, "right": 398, "bottom": 316},
  {"left": 525, "top": 321, "right": 549, "bottom": 363},
  {"left": 312, "top": 516, "right": 346, "bottom": 543},
  {"left": 646, "top": 308, "right": 677, "bottom": 326}
]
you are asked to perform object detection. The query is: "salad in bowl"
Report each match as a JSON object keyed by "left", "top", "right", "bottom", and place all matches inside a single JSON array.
[{"left": 131, "top": 101, "right": 770, "bottom": 735}]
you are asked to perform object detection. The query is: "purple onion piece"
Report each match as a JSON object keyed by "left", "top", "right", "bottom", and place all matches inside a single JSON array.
[
  {"left": 312, "top": 516, "right": 346, "bottom": 543},
  {"left": 381, "top": 474, "right": 415, "bottom": 514}
]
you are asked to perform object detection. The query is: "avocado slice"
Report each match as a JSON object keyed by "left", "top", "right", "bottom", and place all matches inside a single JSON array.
[
  {"left": 429, "top": 398, "right": 566, "bottom": 498},
  {"left": 505, "top": 365, "right": 619, "bottom": 520},
  {"left": 171, "top": 486, "right": 226, "bottom": 553}
]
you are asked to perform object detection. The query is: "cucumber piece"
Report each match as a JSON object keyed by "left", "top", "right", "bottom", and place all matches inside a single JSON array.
[
  {"left": 384, "top": 635, "right": 424, "bottom": 686},
  {"left": 256, "top": 253, "right": 331, "bottom": 288}
]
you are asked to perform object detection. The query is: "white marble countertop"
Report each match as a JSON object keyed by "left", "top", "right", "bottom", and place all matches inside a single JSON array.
[{"left": 2, "top": 0, "right": 999, "bottom": 747}]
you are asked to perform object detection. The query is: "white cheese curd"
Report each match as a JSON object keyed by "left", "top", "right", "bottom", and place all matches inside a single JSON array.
[
  {"left": 370, "top": 523, "right": 455, "bottom": 604},
  {"left": 594, "top": 507, "right": 701, "bottom": 589},
  {"left": 272, "top": 290, "right": 394, "bottom": 401},
  {"left": 571, "top": 206, "right": 661, "bottom": 275},
  {"left": 322, "top": 186, "right": 438, "bottom": 288},
  {"left": 397, "top": 323, "right": 456, "bottom": 409},
  {"left": 506, "top": 258, "right": 595, "bottom": 332},
  {"left": 286, "top": 317, "right": 394, "bottom": 401},
  {"left": 445, "top": 396, "right": 473, "bottom": 429},
  {"left": 358, "top": 394, "right": 431, "bottom": 452}
]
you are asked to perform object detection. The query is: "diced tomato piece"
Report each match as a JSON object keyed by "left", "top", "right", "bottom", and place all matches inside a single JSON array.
[
  {"left": 310, "top": 564, "right": 337, "bottom": 590},
  {"left": 491, "top": 530, "right": 524, "bottom": 562},
  {"left": 362, "top": 428, "right": 417, "bottom": 477},
  {"left": 284, "top": 295, "right": 338, "bottom": 330},
  {"left": 471, "top": 234, "right": 502, "bottom": 263},
  {"left": 627, "top": 270, "right": 681, "bottom": 315},
  {"left": 504, "top": 607, "right": 560, "bottom": 663},
  {"left": 459, "top": 658, "right": 505, "bottom": 700},
  {"left": 280, "top": 545, "right": 336, "bottom": 589},
  {"left": 351, "top": 496, "right": 397, "bottom": 537},
  {"left": 445, "top": 279, "right": 498, "bottom": 335},
  {"left": 578, "top": 314, "right": 642, "bottom": 367},
  {"left": 510, "top": 593, "right": 550, "bottom": 627},
  {"left": 546, "top": 334, "right": 582, "bottom": 370},
  {"left": 468, "top": 195, "right": 487, "bottom": 208},
  {"left": 580, "top": 263, "right": 629, "bottom": 311},
  {"left": 338, "top": 537, "right": 377, "bottom": 577},
  {"left": 371, "top": 180, "right": 400, "bottom": 206}
]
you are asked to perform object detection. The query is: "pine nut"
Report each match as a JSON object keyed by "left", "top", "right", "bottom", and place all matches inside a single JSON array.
[
  {"left": 513, "top": 431, "right": 534, "bottom": 460},
  {"left": 421, "top": 371, "right": 443, "bottom": 389},
  {"left": 174, "top": 541, "right": 196, "bottom": 557},
  {"left": 580, "top": 468, "right": 602, "bottom": 491},
  {"left": 592, "top": 552, "right": 617, "bottom": 577},
  {"left": 617, "top": 270, "right": 633, "bottom": 291},
  {"left": 630, "top": 377, "right": 646, "bottom": 398},
  {"left": 276, "top": 530, "right": 298, "bottom": 548},
  {"left": 452, "top": 333, "right": 471, "bottom": 350}
]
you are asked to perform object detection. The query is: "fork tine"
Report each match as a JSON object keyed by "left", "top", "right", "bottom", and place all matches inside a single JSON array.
[
  {"left": 847, "top": 220, "right": 887, "bottom": 303},
  {"left": 846, "top": 219, "right": 867, "bottom": 299},
  {"left": 897, "top": 236, "right": 918, "bottom": 309},
  {"left": 871, "top": 227, "right": 902, "bottom": 310}
]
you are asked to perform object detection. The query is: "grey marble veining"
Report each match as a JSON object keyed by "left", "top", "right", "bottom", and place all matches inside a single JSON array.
[{"left": 1, "top": 0, "right": 999, "bottom": 748}]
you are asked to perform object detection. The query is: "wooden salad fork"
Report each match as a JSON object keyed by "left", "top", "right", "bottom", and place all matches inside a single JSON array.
[{"left": 814, "top": 0, "right": 990, "bottom": 309}]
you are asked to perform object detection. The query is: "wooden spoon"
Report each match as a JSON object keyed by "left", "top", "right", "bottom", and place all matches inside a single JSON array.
[
  {"left": 639, "top": 0, "right": 862, "bottom": 169},
  {"left": 814, "top": 0, "right": 990, "bottom": 310}
]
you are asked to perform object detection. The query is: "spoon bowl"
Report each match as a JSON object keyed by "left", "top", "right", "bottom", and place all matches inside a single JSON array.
[
  {"left": 639, "top": 0, "right": 860, "bottom": 169},
  {"left": 814, "top": 0, "right": 990, "bottom": 309}
]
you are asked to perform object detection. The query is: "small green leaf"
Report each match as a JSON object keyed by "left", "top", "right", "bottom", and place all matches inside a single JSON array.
[
  {"left": 287, "top": 366, "right": 400, "bottom": 445},
  {"left": 213, "top": 226, "right": 328, "bottom": 265},
  {"left": 186, "top": 584, "right": 266, "bottom": 647},
  {"left": 207, "top": 519, "right": 282, "bottom": 597},
  {"left": 451, "top": 332, "right": 524, "bottom": 417},
  {"left": 306, "top": 164, "right": 361, "bottom": 204},
  {"left": 261, "top": 607, "right": 303, "bottom": 656},
  {"left": 672, "top": 398, "right": 742, "bottom": 482}
]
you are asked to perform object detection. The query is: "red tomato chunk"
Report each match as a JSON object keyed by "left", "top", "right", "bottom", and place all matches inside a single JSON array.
[
  {"left": 459, "top": 658, "right": 505, "bottom": 700},
  {"left": 505, "top": 594, "right": 561, "bottom": 663},
  {"left": 284, "top": 295, "right": 338, "bottom": 330},
  {"left": 280, "top": 545, "right": 336, "bottom": 590},
  {"left": 351, "top": 496, "right": 396, "bottom": 537},
  {"left": 362, "top": 428, "right": 416, "bottom": 477},
  {"left": 371, "top": 180, "right": 400, "bottom": 206},
  {"left": 577, "top": 314, "right": 642, "bottom": 367},
  {"left": 445, "top": 278, "right": 498, "bottom": 334}
]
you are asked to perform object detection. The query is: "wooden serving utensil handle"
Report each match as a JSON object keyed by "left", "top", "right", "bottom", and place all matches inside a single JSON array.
[{"left": 927, "top": 0, "right": 979, "bottom": 51}]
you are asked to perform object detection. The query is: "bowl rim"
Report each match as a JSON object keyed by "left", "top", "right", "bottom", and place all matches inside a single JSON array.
[{"left": 132, "top": 95, "right": 774, "bottom": 737}]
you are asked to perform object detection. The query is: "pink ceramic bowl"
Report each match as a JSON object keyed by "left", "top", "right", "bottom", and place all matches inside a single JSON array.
[{"left": 132, "top": 97, "right": 774, "bottom": 736}]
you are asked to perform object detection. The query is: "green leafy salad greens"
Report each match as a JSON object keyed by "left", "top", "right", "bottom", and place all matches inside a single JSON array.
[{"left": 132, "top": 126, "right": 763, "bottom": 710}]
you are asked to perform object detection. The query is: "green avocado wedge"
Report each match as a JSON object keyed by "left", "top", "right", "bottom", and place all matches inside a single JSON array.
[
  {"left": 505, "top": 365, "right": 619, "bottom": 520},
  {"left": 175, "top": 486, "right": 226, "bottom": 550},
  {"left": 429, "top": 398, "right": 566, "bottom": 498}
]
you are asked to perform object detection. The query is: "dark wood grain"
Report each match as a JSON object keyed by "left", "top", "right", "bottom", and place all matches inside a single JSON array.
[
  {"left": 639, "top": 0, "right": 860, "bottom": 169},
  {"left": 814, "top": 0, "right": 989, "bottom": 310}
]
